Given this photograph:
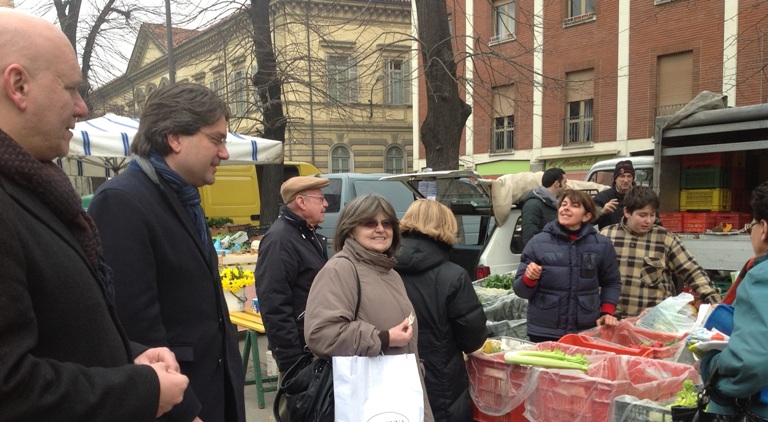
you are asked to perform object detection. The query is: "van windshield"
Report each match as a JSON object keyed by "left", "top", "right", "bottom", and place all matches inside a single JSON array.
[{"left": 588, "top": 168, "right": 653, "bottom": 187}]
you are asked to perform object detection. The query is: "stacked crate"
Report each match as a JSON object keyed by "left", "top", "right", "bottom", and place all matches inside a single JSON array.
[{"left": 677, "top": 152, "right": 749, "bottom": 233}]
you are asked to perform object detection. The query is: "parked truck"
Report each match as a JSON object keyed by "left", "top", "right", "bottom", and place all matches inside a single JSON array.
[{"left": 585, "top": 94, "right": 768, "bottom": 272}]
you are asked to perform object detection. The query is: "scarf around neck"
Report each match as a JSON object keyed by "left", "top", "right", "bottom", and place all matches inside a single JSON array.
[
  {"left": 0, "top": 129, "right": 114, "bottom": 299},
  {"left": 130, "top": 153, "right": 212, "bottom": 255}
]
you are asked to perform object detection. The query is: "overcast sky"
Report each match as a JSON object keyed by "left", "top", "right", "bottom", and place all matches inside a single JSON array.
[{"left": 14, "top": 0, "right": 244, "bottom": 84}]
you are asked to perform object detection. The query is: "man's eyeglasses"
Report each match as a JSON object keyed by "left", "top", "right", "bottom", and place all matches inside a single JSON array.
[
  {"left": 199, "top": 129, "right": 227, "bottom": 147},
  {"left": 299, "top": 194, "right": 325, "bottom": 201},
  {"left": 359, "top": 219, "right": 393, "bottom": 230},
  {"left": 743, "top": 220, "right": 761, "bottom": 234}
]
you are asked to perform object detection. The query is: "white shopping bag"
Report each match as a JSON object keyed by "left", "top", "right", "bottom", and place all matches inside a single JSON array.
[{"left": 332, "top": 354, "right": 424, "bottom": 422}]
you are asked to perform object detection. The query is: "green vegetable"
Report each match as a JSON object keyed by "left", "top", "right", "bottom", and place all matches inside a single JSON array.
[
  {"left": 504, "top": 349, "right": 589, "bottom": 372},
  {"left": 671, "top": 380, "right": 698, "bottom": 408},
  {"left": 483, "top": 273, "right": 515, "bottom": 290}
]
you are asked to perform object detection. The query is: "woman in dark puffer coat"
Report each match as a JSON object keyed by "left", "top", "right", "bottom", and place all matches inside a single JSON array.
[
  {"left": 395, "top": 199, "right": 489, "bottom": 422},
  {"left": 513, "top": 189, "right": 622, "bottom": 343}
]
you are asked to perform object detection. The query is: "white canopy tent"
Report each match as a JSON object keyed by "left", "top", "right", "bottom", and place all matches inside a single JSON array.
[{"left": 66, "top": 113, "right": 284, "bottom": 174}]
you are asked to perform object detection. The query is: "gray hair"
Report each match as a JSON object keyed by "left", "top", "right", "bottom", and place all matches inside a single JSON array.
[{"left": 130, "top": 83, "right": 229, "bottom": 157}]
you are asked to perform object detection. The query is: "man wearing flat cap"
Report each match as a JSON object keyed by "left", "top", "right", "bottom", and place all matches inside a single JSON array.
[
  {"left": 256, "top": 175, "right": 329, "bottom": 378},
  {"left": 594, "top": 160, "right": 635, "bottom": 230}
]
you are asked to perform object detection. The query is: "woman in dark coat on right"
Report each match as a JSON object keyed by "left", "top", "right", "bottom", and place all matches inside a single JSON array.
[{"left": 395, "top": 199, "right": 489, "bottom": 422}]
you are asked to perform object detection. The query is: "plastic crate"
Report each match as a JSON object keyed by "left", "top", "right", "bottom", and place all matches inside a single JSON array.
[
  {"left": 680, "top": 167, "right": 729, "bottom": 189},
  {"left": 681, "top": 152, "right": 731, "bottom": 168},
  {"left": 709, "top": 212, "right": 752, "bottom": 231},
  {"left": 467, "top": 340, "right": 609, "bottom": 418},
  {"left": 611, "top": 395, "right": 674, "bottom": 422},
  {"left": 472, "top": 401, "right": 525, "bottom": 422},
  {"left": 680, "top": 189, "right": 731, "bottom": 211},
  {"left": 558, "top": 334, "right": 653, "bottom": 357},
  {"left": 682, "top": 212, "right": 712, "bottom": 233},
  {"left": 580, "top": 320, "right": 688, "bottom": 360},
  {"left": 524, "top": 355, "right": 699, "bottom": 422},
  {"left": 658, "top": 212, "right": 683, "bottom": 232}
]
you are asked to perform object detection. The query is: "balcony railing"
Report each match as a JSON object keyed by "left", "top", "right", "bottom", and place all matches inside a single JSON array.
[{"left": 563, "top": 115, "right": 593, "bottom": 145}]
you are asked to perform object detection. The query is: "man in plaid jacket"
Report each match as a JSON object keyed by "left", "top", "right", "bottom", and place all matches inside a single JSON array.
[{"left": 600, "top": 186, "right": 721, "bottom": 319}]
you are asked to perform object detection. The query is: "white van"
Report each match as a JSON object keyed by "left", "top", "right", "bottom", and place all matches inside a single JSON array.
[{"left": 585, "top": 156, "right": 654, "bottom": 188}]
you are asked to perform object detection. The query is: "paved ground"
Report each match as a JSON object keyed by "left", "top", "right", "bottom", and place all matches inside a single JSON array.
[{"left": 241, "top": 332, "right": 277, "bottom": 421}]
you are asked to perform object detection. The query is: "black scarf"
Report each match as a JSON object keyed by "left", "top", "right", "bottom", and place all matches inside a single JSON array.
[{"left": 0, "top": 129, "right": 114, "bottom": 299}]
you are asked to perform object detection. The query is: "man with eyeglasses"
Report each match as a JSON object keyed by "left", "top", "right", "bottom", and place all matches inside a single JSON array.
[
  {"left": 256, "top": 176, "right": 330, "bottom": 387},
  {"left": 89, "top": 83, "right": 245, "bottom": 421}
]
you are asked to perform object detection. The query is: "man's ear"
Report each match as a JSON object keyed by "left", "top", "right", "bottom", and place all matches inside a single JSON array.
[
  {"left": 3, "top": 64, "right": 29, "bottom": 111},
  {"left": 623, "top": 207, "right": 632, "bottom": 218},
  {"left": 167, "top": 133, "right": 183, "bottom": 153}
]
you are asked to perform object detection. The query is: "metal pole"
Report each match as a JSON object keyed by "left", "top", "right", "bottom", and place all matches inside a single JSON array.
[{"left": 165, "top": 0, "right": 176, "bottom": 84}]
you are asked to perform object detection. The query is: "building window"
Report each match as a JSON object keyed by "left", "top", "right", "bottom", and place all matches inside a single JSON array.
[
  {"left": 330, "top": 145, "right": 351, "bottom": 173},
  {"left": 655, "top": 51, "right": 693, "bottom": 117},
  {"left": 493, "top": 1, "right": 515, "bottom": 43},
  {"left": 385, "top": 146, "right": 405, "bottom": 174},
  {"left": 230, "top": 70, "right": 248, "bottom": 116},
  {"left": 209, "top": 78, "right": 224, "bottom": 100},
  {"left": 568, "top": 0, "right": 594, "bottom": 18},
  {"left": 564, "top": 69, "right": 594, "bottom": 145},
  {"left": 385, "top": 59, "right": 410, "bottom": 105},
  {"left": 327, "top": 56, "right": 358, "bottom": 104},
  {"left": 565, "top": 99, "right": 593, "bottom": 144},
  {"left": 494, "top": 116, "right": 515, "bottom": 152},
  {"left": 491, "top": 85, "right": 515, "bottom": 153},
  {"left": 134, "top": 89, "right": 146, "bottom": 114}
]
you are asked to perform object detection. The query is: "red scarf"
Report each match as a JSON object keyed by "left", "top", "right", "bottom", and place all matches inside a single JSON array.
[{"left": 723, "top": 257, "right": 757, "bottom": 305}]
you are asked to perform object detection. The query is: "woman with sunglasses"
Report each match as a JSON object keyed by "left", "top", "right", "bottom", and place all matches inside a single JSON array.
[
  {"left": 304, "top": 194, "right": 435, "bottom": 421},
  {"left": 513, "top": 189, "right": 622, "bottom": 343}
]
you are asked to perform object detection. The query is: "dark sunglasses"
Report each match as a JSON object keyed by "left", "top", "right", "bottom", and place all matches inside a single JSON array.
[{"left": 359, "top": 219, "right": 393, "bottom": 230}]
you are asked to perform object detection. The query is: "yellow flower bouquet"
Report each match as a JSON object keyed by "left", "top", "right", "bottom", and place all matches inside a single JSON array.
[{"left": 220, "top": 266, "right": 256, "bottom": 292}]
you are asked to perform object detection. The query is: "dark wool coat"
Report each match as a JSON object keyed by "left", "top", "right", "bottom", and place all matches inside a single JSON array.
[
  {"left": 395, "top": 233, "right": 489, "bottom": 422},
  {"left": 255, "top": 206, "right": 328, "bottom": 373},
  {"left": 593, "top": 186, "right": 625, "bottom": 230},
  {"left": 0, "top": 175, "right": 159, "bottom": 421},
  {"left": 89, "top": 168, "right": 245, "bottom": 422},
  {"left": 513, "top": 221, "right": 622, "bottom": 339}
]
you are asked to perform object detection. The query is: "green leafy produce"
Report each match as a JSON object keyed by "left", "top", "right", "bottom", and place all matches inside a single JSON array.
[
  {"left": 207, "top": 217, "right": 234, "bottom": 228},
  {"left": 504, "top": 349, "right": 589, "bottom": 372},
  {"left": 483, "top": 274, "right": 515, "bottom": 290},
  {"left": 671, "top": 380, "right": 698, "bottom": 408}
]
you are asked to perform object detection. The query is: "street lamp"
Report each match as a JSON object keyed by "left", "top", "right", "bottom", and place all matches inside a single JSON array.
[{"left": 369, "top": 74, "right": 385, "bottom": 119}]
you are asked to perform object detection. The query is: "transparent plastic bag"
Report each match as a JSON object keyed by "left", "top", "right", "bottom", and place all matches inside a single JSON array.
[{"left": 636, "top": 293, "right": 696, "bottom": 335}]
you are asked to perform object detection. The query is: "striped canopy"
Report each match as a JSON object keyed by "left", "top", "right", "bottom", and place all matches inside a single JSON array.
[{"left": 68, "top": 113, "right": 283, "bottom": 172}]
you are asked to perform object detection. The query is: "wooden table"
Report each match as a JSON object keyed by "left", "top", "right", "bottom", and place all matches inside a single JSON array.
[{"left": 229, "top": 308, "right": 278, "bottom": 409}]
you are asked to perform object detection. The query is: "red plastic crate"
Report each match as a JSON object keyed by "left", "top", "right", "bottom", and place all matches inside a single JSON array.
[
  {"left": 658, "top": 212, "right": 683, "bottom": 232},
  {"left": 524, "top": 355, "right": 699, "bottom": 422},
  {"left": 467, "top": 342, "right": 609, "bottom": 418},
  {"left": 472, "top": 401, "right": 525, "bottom": 422},
  {"left": 709, "top": 212, "right": 752, "bottom": 231},
  {"left": 580, "top": 320, "right": 688, "bottom": 360},
  {"left": 558, "top": 334, "right": 653, "bottom": 357},
  {"left": 682, "top": 152, "right": 729, "bottom": 168},
  {"left": 682, "top": 212, "right": 712, "bottom": 233}
]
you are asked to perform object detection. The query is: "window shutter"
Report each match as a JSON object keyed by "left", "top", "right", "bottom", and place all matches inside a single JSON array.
[
  {"left": 349, "top": 59, "right": 359, "bottom": 103},
  {"left": 403, "top": 59, "right": 411, "bottom": 104},
  {"left": 657, "top": 51, "right": 693, "bottom": 106}
]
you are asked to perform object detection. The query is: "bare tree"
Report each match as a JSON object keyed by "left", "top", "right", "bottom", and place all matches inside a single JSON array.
[
  {"left": 249, "top": 0, "right": 285, "bottom": 224},
  {"left": 415, "top": 0, "right": 471, "bottom": 170}
]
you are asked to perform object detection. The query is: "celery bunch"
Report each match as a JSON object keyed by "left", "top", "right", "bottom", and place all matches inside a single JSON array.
[{"left": 504, "top": 349, "right": 589, "bottom": 372}]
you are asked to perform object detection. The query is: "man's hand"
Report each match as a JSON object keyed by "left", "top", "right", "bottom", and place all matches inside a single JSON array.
[
  {"left": 135, "top": 347, "right": 180, "bottom": 373},
  {"left": 602, "top": 198, "right": 619, "bottom": 215},
  {"left": 151, "top": 362, "right": 189, "bottom": 417},
  {"left": 388, "top": 318, "right": 414, "bottom": 348}
]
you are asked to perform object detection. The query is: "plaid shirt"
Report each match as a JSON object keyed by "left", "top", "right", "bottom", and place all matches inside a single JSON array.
[{"left": 600, "top": 220, "right": 721, "bottom": 319}]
